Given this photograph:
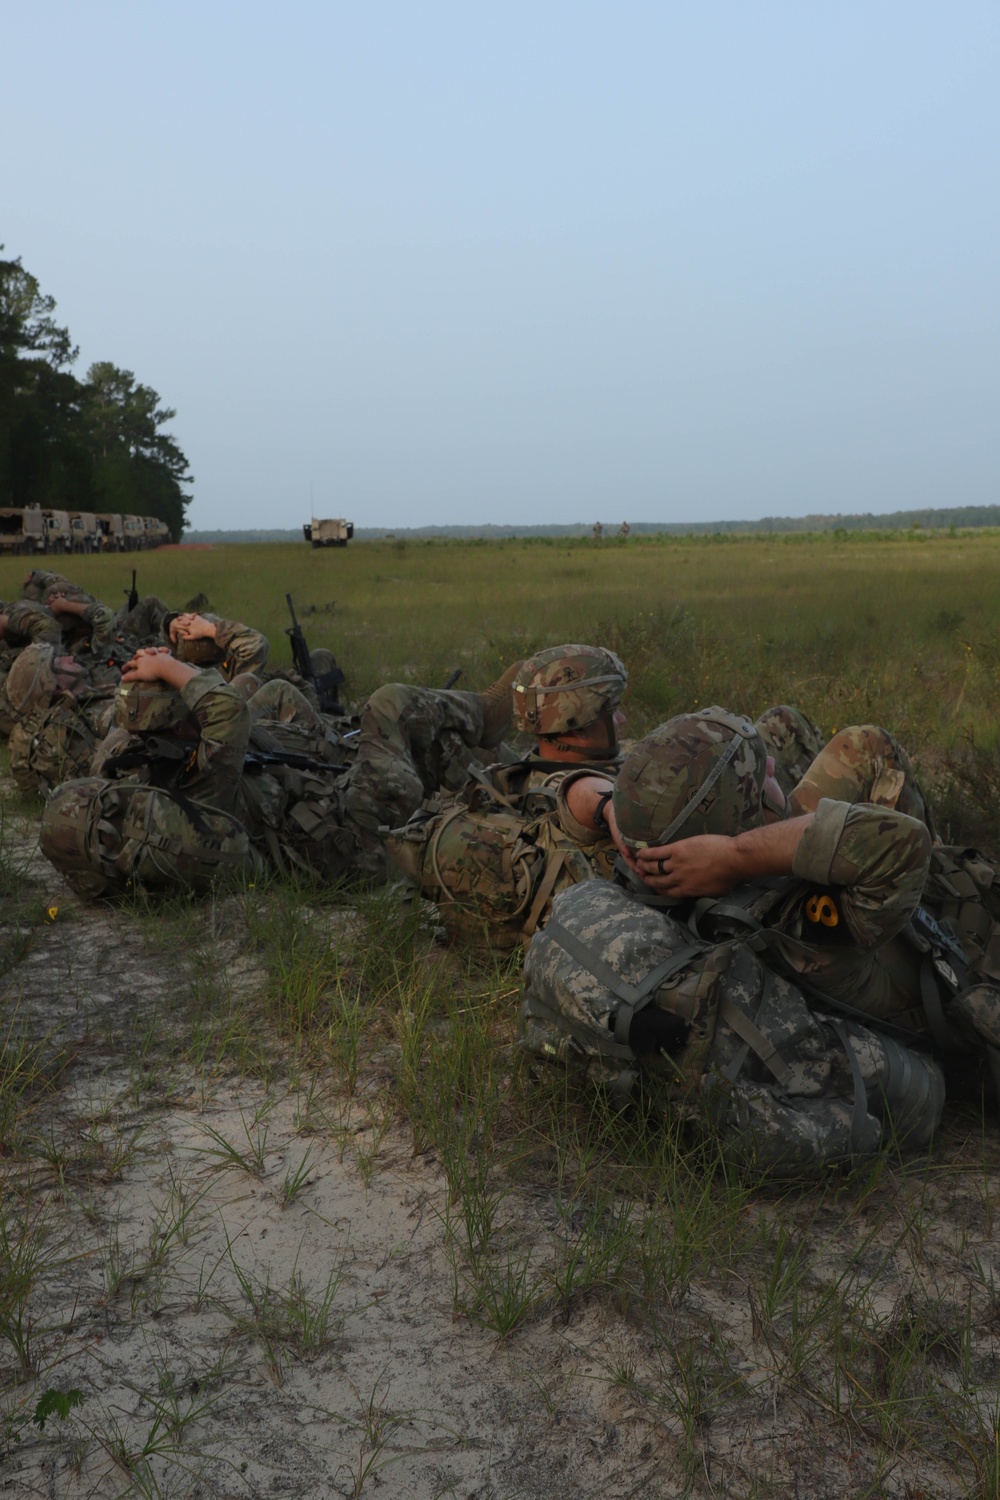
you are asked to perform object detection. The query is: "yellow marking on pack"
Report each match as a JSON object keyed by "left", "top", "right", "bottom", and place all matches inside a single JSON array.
[{"left": 806, "top": 893, "right": 840, "bottom": 928}]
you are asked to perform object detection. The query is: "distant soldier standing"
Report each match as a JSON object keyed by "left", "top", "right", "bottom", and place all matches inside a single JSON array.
[
  {"left": 618, "top": 520, "right": 630, "bottom": 539},
  {"left": 592, "top": 522, "right": 603, "bottom": 541}
]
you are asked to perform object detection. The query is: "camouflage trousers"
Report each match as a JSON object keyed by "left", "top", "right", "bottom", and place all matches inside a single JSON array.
[
  {"left": 115, "top": 595, "right": 171, "bottom": 646},
  {"left": 245, "top": 680, "right": 486, "bottom": 881},
  {"left": 342, "top": 685, "right": 485, "bottom": 877}
]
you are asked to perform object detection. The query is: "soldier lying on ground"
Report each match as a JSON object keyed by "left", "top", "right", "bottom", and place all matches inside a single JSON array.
[
  {"left": 385, "top": 653, "right": 827, "bottom": 949},
  {"left": 521, "top": 707, "right": 947, "bottom": 1177},
  {"left": 385, "top": 645, "right": 630, "bottom": 945},
  {"left": 40, "top": 649, "right": 523, "bottom": 897},
  {"left": 165, "top": 611, "right": 270, "bottom": 680}
]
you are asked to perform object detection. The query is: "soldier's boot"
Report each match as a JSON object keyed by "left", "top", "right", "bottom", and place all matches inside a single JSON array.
[{"left": 473, "top": 660, "right": 523, "bottom": 747}]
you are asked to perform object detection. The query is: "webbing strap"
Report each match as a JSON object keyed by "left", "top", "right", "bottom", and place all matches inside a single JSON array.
[
  {"left": 523, "top": 849, "right": 567, "bottom": 937},
  {"left": 918, "top": 959, "right": 969, "bottom": 1056},
  {"left": 718, "top": 991, "right": 792, "bottom": 1087},
  {"left": 828, "top": 1018, "right": 873, "bottom": 1154}
]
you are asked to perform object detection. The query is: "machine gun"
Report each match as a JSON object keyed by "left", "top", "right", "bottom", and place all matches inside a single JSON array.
[
  {"left": 124, "top": 570, "right": 139, "bottom": 613},
  {"left": 285, "top": 593, "right": 345, "bottom": 714}
]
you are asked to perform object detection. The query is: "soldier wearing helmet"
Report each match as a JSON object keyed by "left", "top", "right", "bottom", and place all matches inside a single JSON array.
[
  {"left": 165, "top": 611, "right": 270, "bottom": 681},
  {"left": 519, "top": 708, "right": 954, "bottom": 1176},
  {"left": 41, "top": 644, "right": 529, "bottom": 896},
  {"left": 608, "top": 706, "right": 937, "bottom": 1025},
  {"left": 384, "top": 644, "right": 632, "bottom": 945}
]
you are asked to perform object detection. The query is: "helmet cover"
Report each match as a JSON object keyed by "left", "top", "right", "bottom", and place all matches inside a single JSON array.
[
  {"left": 613, "top": 706, "right": 769, "bottom": 851},
  {"left": 512, "top": 644, "right": 627, "bottom": 736}
]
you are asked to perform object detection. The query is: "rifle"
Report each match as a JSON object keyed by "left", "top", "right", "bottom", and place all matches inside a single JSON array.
[
  {"left": 443, "top": 668, "right": 463, "bottom": 690},
  {"left": 124, "top": 570, "right": 138, "bottom": 613},
  {"left": 285, "top": 593, "right": 345, "bottom": 714}
]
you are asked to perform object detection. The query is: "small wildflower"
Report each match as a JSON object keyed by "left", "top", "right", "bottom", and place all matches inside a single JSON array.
[{"left": 46, "top": 906, "right": 58, "bottom": 922}]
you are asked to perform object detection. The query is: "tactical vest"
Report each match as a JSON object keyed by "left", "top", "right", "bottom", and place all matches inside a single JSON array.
[{"left": 385, "top": 782, "right": 614, "bottom": 949}]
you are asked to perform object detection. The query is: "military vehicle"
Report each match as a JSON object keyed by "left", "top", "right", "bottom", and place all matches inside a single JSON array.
[
  {"left": 303, "top": 518, "right": 354, "bottom": 548},
  {"left": 41, "top": 509, "right": 71, "bottom": 552},
  {"left": 0, "top": 507, "right": 46, "bottom": 554},
  {"left": 143, "top": 516, "right": 170, "bottom": 547},
  {"left": 69, "top": 510, "right": 99, "bottom": 552},
  {"left": 95, "top": 513, "right": 125, "bottom": 551},
  {"left": 123, "top": 514, "right": 146, "bottom": 550}
]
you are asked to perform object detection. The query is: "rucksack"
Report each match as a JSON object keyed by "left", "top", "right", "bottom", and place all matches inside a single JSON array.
[
  {"left": 8, "top": 697, "right": 107, "bottom": 795},
  {"left": 386, "top": 783, "right": 609, "bottom": 949},
  {"left": 41, "top": 777, "right": 260, "bottom": 898},
  {"left": 521, "top": 881, "right": 947, "bottom": 1172}
]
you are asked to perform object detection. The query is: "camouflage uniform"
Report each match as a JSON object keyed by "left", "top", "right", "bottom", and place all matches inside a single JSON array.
[
  {"left": 171, "top": 614, "right": 270, "bottom": 680},
  {"left": 788, "top": 723, "right": 937, "bottom": 836},
  {"left": 0, "top": 600, "right": 61, "bottom": 650},
  {"left": 5, "top": 645, "right": 118, "bottom": 795},
  {"left": 21, "top": 569, "right": 92, "bottom": 605},
  {"left": 0, "top": 602, "right": 63, "bottom": 734},
  {"left": 116, "top": 595, "right": 172, "bottom": 645},
  {"left": 40, "top": 670, "right": 259, "bottom": 897},
  {"left": 782, "top": 724, "right": 1000, "bottom": 1066},
  {"left": 518, "top": 707, "right": 951, "bottom": 1174}
]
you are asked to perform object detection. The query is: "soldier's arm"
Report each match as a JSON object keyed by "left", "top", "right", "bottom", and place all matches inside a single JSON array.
[
  {"left": 180, "top": 669, "right": 251, "bottom": 783},
  {"left": 631, "top": 816, "right": 812, "bottom": 896},
  {"left": 9, "top": 602, "right": 61, "bottom": 647},
  {"left": 211, "top": 618, "right": 270, "bottom": 676},
  {"left": 557, "top": 771, "right": 616, "bottom": 841},
  {"left": 791, "top": 798, "right": 931, "bottom": 948},
  {"left": 626, "top": 799, "right": 931, "bottom": 947}
]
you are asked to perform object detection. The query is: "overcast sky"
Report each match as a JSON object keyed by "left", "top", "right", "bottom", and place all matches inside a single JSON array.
[{"left": 4, "top": 2, "right": 998, "bottom": 529}]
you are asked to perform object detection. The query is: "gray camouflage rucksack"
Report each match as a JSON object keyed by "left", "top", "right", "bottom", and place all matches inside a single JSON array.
[{"left": 522, "top": 881, "right": 944, "bottom": 1172}]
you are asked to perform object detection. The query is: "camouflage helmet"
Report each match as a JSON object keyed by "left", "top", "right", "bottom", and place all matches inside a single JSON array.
[
  {"left": 114, "top": 680, "right": 191, "bottom": 734},
  {"left": 754, "top": 704, "right": 826, "bottom": 796},
  {"left": 175, "top": 634, "right": 224, "bottom": 667},
  {"left": 613, "top": 706, "right": 769, "bottom": 851},
  {"left": 512, "top": 645, "right": 627, "bottom": 736}
]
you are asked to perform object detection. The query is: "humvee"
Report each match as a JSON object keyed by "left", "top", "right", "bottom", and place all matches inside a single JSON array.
[{"left": 303, "top": 518, "right": 354, "bottom": 547}]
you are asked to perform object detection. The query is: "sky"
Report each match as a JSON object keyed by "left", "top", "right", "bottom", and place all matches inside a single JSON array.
[{"left": 4, "top": 1, "right": 998, "bottom": 530}]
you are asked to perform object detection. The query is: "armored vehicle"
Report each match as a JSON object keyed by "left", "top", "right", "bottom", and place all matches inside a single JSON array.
[{"left": 303, "top": 518, "right": 354, "bottom": 547}]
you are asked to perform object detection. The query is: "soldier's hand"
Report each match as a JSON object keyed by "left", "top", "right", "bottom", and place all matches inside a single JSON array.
[
  {"left": 121, "top": 647, "right": 171, "bottom": 682},
  {"left": 633, "top": 835, "right": 743, "bottom": 897},
  {"left": 172, "top": 612, "right": 216, "bottom": 641}
]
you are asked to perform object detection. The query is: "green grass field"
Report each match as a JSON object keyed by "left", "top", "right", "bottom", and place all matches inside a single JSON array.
[{"left": 3, "top": 529, "right": 999, "bottom": 756}]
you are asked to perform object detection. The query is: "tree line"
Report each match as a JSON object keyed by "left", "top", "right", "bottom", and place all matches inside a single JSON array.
[{"left": 0, "top": 250, "right": 191, "bottom": 540}]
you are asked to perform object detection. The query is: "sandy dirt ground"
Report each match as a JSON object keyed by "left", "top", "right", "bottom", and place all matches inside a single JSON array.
[{"left": 2, "top": 786, "right": 998, "bottom": 1500}]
